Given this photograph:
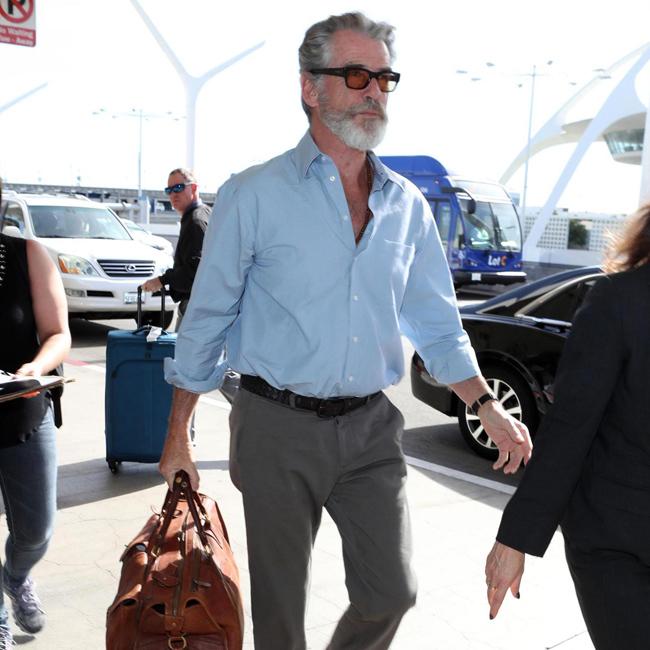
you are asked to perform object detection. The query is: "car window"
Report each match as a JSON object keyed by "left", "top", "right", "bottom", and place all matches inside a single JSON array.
[
  {"left": 29, "top": 205, "right": 130, "bottom": 240},
  {"left": 524, "top": 278, "right": 598, "bottom": 323},
  {"left": 4, "top": 203, "right": 27, "bottom": 233}
]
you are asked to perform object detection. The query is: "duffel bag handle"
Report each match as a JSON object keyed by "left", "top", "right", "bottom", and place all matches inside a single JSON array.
[{"left": 150, "top": 471, "right": 211, "bottom": 557}]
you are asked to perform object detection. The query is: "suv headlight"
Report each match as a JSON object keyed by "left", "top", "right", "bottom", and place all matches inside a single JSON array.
[{"left": 58, "top": 254, "right": 99, "bottom": 276}]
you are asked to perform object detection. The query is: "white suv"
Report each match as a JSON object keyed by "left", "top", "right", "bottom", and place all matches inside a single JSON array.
[{"left": 2, "top": 192, "right": 175, "bottom": 328}]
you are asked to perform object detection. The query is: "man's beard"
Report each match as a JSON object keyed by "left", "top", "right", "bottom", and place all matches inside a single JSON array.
[{"left": 319, "top": 97, "right": 388, "bottom": 151}]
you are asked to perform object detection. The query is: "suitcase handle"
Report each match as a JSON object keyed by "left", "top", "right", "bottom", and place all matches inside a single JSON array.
[{"left": 137, "top": 284, "right": 167, "bottom": 330}]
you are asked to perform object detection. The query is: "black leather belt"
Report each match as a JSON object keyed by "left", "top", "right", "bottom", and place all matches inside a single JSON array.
[{"left": 240, "top": 374, "right": 380, "bottom": 418}]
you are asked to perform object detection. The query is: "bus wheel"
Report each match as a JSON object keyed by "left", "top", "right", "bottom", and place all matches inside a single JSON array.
[{"left": 456, "top": 364, "right": 537, "bottom": 460}]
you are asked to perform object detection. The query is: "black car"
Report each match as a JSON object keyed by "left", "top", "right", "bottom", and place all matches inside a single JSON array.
[{"left": 411, "top": 266, "right": 604, "bottom": 459}]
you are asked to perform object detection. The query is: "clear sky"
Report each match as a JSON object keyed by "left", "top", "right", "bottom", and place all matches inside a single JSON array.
[{"left": 2, "top": 0, "right": 650, "bottom": 215}]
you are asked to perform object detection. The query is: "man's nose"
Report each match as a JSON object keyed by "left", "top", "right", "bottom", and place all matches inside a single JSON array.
[{"left": 363, "top": 77, "right": 384, "bottom": 101}]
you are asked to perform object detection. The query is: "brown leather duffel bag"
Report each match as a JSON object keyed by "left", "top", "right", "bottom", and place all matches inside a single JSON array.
[{"left": 106, "top": 472, "right": 244, "bottom": 649}]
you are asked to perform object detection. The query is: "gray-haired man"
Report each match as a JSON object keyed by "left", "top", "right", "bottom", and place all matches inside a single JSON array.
[{"left": 160, "top": 12, "right": 531, "bottom": 650}]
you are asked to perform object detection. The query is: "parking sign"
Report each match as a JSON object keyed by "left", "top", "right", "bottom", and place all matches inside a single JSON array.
[{"left": 0, "top": 0, "right": 36, "bottom": 47}]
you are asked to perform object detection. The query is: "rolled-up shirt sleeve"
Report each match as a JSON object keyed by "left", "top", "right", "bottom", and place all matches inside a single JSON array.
[
  {"left": 399, "top": 199, "right": 479, "bottom": 385},
  {"left": 164, "top": 180, "right": 256, "bottom": 393}
]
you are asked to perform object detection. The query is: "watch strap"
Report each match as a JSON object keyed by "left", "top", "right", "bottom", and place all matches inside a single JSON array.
[{"left": 470, "top": 392, "right": 497, "bottom": 416}]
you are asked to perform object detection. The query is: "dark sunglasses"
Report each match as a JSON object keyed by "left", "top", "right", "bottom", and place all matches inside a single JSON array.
[
  {"left": 309, "top": 66, "right": 400, "bottom": 92},
  {"left": 164, "top": 182, "right": 191, "bottom": 195}
]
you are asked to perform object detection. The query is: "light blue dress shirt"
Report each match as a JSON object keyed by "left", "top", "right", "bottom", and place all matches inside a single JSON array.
[{"left": 165, "top": 132, "right": 479, "bottom": 398}]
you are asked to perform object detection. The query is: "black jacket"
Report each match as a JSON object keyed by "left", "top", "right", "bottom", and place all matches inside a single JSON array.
[
  {"left": 160, "top": 202, "right": 210, "bottom": 303},
  {"left": 497, "top": 264, "right": 650, "bottom": 558}
]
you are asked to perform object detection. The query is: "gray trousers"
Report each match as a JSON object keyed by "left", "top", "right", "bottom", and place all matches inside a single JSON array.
[{"left": 229, "top": 388, "right": 417, "bottom": 650}]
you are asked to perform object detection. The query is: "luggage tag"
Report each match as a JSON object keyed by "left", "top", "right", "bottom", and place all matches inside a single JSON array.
[{"left": 146, "top": 327, "right": 163, "bottom": 342}]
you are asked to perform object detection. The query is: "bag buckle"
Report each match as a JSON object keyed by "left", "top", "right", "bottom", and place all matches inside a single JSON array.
[{"left": 168, "top": 635, "right": 187, "bottom": 649}]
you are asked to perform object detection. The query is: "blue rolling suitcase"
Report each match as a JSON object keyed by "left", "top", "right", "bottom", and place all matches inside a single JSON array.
[{"left": 104, "top": 288, "right": 176, "bottom": 473}]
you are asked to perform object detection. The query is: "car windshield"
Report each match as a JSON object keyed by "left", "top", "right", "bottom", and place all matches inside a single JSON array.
[
  {"left": 123, "top": 219, "right": 146, "bottom": 234},
  {"left": 29, "top": 205, "right": 131, "bottom": 240},
  {"left": 459, "top": 199, "right": 522, "bottom": 252}
]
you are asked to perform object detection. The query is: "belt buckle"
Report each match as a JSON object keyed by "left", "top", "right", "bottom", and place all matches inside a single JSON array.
[{"left": 316, "top": 399, "right": 345, "bottom": 418}]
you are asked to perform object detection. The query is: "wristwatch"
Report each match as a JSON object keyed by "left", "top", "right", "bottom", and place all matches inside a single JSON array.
[{"left": 470, "top": 392, "right": 497, "bottom": 416}]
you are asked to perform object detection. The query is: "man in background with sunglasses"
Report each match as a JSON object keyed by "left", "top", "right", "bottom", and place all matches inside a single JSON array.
[
  {"left": 141, "top": 168, "right": 209, "bottom": 330},
  {"left": 160, "top": 12, "right": 531, "bottom": 650}
]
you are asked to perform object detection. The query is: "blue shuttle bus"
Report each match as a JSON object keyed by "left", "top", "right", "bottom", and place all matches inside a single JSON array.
[{"left": 381, "top": 155, "right": 525, "bottom": 287}]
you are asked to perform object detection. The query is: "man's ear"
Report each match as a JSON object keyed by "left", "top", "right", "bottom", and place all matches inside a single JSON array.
[{"left": 301, "top": 72, "right": 320, "bottom": 111}]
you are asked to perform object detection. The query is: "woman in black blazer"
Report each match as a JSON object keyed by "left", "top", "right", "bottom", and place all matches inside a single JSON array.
[{"left": 484, "top": 203, "right": 650, "bottom": 649}]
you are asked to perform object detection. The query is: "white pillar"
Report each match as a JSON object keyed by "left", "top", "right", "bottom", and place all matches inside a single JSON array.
[{"left": 639, "top": 90, "right": 650, "bottom": 205}]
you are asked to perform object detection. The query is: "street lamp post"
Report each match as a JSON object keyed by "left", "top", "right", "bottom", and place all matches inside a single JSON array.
[
  {"left": 521, "top": 64, "right": 540, "bottom": 223},
  {"left": 93, "top": 107, "right": 184, "bottom": 210},
  {"left": 457, "top": 62, "right": 611, "bottom": 221},
  {"left": 456, "top": 61, "right": 555, "bottom": 219}
]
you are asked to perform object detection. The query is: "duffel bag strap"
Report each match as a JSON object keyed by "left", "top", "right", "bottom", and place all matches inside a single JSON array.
[
  {"left": 177, "top": 474, "right": 214, "bottom": 554},
  {"left": 149, "top": 475, "right": 185, "bottom": 557}
]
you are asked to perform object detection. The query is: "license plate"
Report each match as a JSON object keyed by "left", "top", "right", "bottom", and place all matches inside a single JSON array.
[
  {"left": 124, "top": 291, "right": 141, "bottom": 304},
  {"left": 471, "top": 273, "right": 482, "bottom": 281}
]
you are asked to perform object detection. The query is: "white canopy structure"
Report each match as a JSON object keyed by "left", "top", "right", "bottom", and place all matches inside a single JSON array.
[{"left": 500, "top": 43, "right": 650, "bottom": 262}]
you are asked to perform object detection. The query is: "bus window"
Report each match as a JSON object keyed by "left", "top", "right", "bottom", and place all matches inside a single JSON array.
[
  {"left": 459, "top": 199, "right": 523, "bottom": 252},
  {"left": 492, "top": 202, "right": 522, "bottom": 251},
  {"left": 433, "top": 201, "right": 452, "bottom": 243},
  {"left": 460, "top": 200, "right": 495, "bottom": 250},
  {"left": 454, "top": 216, "right": 465, "bottom": 250}
]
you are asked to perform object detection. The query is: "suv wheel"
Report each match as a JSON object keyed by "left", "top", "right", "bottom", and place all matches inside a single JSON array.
[{"left": 456, "top": 364, "right": 538, "bottom": 460}]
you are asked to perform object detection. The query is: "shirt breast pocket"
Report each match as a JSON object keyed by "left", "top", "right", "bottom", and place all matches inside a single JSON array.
[{"left": 367, "top": 238, "right": 416, "bottom": 310}]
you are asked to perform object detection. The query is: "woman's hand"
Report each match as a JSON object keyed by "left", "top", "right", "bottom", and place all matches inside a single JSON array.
[
  {"left": 485, "top": 541, "right": 525, "bottom": 619},
  {"left": 14, "top": 362, "right": 44, "bottom": 398},
  {"left": 15, "top": 362, "right": 44, "bottom": 378}
]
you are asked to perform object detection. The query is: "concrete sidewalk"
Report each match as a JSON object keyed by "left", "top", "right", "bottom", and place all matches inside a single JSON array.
[{"left": 0, "top": 362, "right": 594, "bottom": 649}]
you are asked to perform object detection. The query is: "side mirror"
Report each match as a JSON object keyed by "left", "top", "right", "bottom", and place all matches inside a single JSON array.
[
  {"left": 2, "top": 225, "right": 23, "bottom": 238},
  {"left": 465, "top": 198, "right": 477, "bottom": 215}
]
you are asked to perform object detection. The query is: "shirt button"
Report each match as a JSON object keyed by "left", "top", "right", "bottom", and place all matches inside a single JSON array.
[
  {"left": 342, "top": 214, "right": 348, "bottom": 221},
  {"left": 348, "top": 376, "right": 354, "bottom": 382},
  {"left": 352, "top": 336, "right": 359, "bottom": 343},
  {"left": 329, "top": 175, "right": 336, "bottom": 182},
  {"left": 352, "top": 295, "right": 359, "bottom": 301}
]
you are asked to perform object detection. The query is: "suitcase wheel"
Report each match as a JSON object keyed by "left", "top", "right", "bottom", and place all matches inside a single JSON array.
[{"left": 107, "top": 460, "right": 121, "bottom": 474}]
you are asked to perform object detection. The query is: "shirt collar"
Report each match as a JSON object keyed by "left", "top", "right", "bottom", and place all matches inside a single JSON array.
[
  {"left": 369, "top": 152, "right": 407, "bottom": 193},
  {"left": 294, "top": 129, "right": 406, "bottom": 193},
  {"left": 295, "top": 131, "right": 322, "bottom": 178},
  {"left": 181, "top": 200, "right": 202, "bottom": 220}
]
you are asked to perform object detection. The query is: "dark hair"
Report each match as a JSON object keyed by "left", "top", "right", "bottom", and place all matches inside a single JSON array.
[
  {"left": 298, "top": 12, "right": 396, "bottom": 118},
  {"left": 604, "top": 202, "right": 650, "bottom": 273}
]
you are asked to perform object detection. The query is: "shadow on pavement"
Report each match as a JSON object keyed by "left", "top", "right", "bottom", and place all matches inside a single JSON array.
[
  {"left": 68, "top": 318, "right": 116, "bottom": 348},
  {"left": 55, "top": 458, "right": 229, "bottom": 509},
  {"left": 402, "top": 424, "right": 521, "bottom": 491}
]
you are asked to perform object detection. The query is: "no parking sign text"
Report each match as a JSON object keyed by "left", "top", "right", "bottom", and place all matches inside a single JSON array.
[{"left": 0, "top": 0, "right": 36, "bottom": 47}]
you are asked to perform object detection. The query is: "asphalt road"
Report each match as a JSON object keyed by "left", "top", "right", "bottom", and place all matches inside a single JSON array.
[{"left": 67, "top": 306, "right": 521, "bottom": 492}]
